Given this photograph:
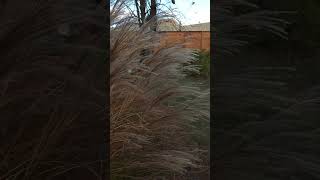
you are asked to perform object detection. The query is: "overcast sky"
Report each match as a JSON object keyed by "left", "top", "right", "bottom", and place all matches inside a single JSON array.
[
  {"left": 111, "top": 0, "right": 210, "bottom": 26},
  {"left": 170, "top": 0, "right": 210, "bottom": 25}
]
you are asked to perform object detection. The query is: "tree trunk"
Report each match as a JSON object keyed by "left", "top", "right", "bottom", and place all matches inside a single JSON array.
[
  {"left": 150, "top": 0, "right": 157, "bottom": 31},
  {"left": 135, "top": 0, "right": 142, "bottom": 26},
  {"left": 140, "top": 0, "right": 146, "bottom": 24}
]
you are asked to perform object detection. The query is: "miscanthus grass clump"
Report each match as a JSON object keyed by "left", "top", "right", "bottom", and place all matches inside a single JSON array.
[{"left": 110, "top": 0, "right": 209, "bottom": 179}]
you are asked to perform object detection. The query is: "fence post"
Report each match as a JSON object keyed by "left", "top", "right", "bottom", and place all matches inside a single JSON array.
[{"left": 201, "top": 32, "right": 203, "bottom": 49}]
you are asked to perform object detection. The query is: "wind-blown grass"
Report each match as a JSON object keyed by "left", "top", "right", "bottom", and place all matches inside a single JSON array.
[{"left": 110, "top": 1, "right": 209, "bottom": 179}]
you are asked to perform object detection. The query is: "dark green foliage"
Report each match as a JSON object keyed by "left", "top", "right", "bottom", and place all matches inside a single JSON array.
[{"left": 182, "top": 50, "right": 210, "bottom": 78}]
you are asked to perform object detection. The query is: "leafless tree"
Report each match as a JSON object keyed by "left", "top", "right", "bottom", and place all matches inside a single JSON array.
[{"left": 133, "top": 0, "right": 177, "bottom": 29}]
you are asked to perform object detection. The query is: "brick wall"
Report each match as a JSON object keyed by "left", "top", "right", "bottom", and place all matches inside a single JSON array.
[{"left": 158, "top": 31, "right": 210, "bottom": 51}]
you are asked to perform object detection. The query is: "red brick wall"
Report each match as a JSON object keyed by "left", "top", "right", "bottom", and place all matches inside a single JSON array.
[{"left": 158, "top": 31, "right": 210, "bottom": 51}]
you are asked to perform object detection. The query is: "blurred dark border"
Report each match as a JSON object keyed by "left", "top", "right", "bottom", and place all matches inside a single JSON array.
[
  {"left": 0, "top": 0, "right": 109, "bottom": 179},
  {"left": 212, "top": 0, "right": 320, "bottom": 179}
]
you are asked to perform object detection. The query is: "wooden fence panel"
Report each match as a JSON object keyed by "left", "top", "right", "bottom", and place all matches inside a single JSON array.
[{"left": 159, "top": 31, "right": 210, "bottom": 51}]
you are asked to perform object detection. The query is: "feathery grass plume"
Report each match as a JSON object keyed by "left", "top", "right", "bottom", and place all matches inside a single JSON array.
[{"left": 110, "top": 0, "right": 209, "bottom": 179}]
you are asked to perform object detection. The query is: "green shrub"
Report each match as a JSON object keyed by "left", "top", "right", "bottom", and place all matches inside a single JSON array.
[{"left": 183, "top": 50, "right": 210, "bottom": 78}]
